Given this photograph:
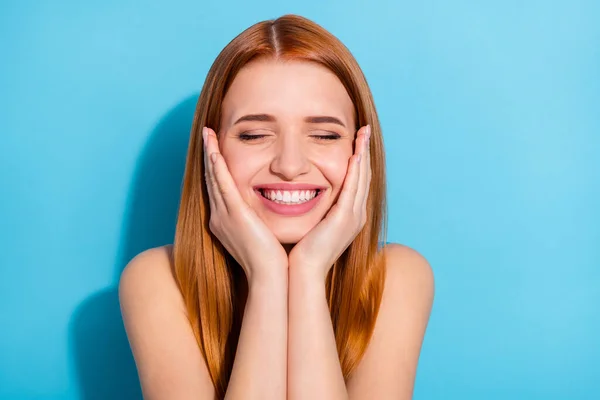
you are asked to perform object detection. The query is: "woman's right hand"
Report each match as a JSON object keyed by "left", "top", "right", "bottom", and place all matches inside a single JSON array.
[{"left": 202, "top": 126, "right": 288, "bottom": 284}]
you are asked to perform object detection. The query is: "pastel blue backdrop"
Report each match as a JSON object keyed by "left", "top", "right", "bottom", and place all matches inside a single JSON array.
[{"left": 1, "top": 1, "right": 598, "bottom": 399}]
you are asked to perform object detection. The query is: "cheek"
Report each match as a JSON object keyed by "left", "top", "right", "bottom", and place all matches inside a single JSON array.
[
  {"left": 221, "top": 146, "right": 263, "bottom": 196},
  {"left": 220, "top": 146, "right": 246, "bottom": 186},
  {"left": 315, "top": 153, "right": 350, "bottom": 189}
]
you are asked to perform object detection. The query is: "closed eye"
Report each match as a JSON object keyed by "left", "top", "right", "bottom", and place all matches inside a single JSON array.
[
  {"left": 238, "top": 133, "right": 268, "bottom": 141},
  {"left": 237, "top": 132, "right": 341, "bottom": 141},
  {"left": 312, "top": 134, "right": 341, "bottom": 141}
]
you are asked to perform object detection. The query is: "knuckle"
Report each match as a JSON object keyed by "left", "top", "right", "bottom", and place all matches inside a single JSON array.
[
  {"left": 206, "top": 173, "right": 216, "bottom": 187},
  {"left": 210, "top": 173, "right": 219, "bottom": 187}
]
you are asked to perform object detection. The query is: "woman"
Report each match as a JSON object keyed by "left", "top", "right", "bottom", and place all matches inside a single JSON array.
[{"left": 119, "top": 14, "right": 434, "bottom": 400}]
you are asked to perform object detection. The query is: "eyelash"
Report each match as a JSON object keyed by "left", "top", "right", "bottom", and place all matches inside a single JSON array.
[{"left": 238, "top": 133, "right": 341, "bottom": 141}]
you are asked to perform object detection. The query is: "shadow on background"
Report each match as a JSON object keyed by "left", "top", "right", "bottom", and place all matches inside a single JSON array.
[{"left": 68, "top": 94, "right": 199, "bottom": 399}]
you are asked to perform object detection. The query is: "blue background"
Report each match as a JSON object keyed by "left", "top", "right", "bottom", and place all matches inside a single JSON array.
[{"left": 1, "top": 1, "right": 598, "bottom": 399}]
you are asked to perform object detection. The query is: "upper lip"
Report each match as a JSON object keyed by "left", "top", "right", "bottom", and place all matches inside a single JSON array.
[{"left": 254, "top": 183, "right": 327, "bottom": 191}]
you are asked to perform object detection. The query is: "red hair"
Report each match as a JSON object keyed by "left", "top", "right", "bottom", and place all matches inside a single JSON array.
[{"left": 173, "top": 14, "right": 387, "bottom": 398}]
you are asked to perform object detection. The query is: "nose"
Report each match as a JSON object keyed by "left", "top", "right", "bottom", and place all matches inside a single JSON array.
[{"left": 269, "top": 133, "right": 310, "bottom": 180}]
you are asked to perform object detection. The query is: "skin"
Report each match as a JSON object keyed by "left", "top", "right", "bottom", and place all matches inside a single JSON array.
[
  {"left": 118, "top": 57, "right": 434, "bottom": 400},
  {"left": 215, "top": 58, "right": 369, "bottom": 277},
  {"left": 218, "top": 58, "right": 358, "bottom": 247},
  {"left": 205, "top": 58, "right": 371, "bottom": 399}
]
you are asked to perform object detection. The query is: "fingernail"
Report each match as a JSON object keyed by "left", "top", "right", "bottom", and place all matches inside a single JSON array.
[
  {"left": 210, "top": 152, "right": 217, "bottom": 164},
  {"left": 366, "top": 124, "right": 371, "bottom": 138},
  {"left": 357, "top": 153, "right": 362, "bottom": 163}
]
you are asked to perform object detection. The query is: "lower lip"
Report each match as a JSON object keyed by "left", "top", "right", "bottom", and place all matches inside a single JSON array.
[{"left": 256, "top": 190, "right": 325, "bottom": 216}]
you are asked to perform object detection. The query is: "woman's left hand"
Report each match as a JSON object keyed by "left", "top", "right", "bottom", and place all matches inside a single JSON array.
[{"left": 288, "top": 124, "right": 372, "bottom": 281}]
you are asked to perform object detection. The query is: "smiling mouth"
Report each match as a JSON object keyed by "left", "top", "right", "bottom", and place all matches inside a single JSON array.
[{"left": 258, "top": 188, "right": 322, "bottom": 205}]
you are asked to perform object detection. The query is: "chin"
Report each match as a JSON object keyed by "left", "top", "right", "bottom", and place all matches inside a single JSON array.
[{"left": 271, "top": 223, "right": 313, "bottom": 244}]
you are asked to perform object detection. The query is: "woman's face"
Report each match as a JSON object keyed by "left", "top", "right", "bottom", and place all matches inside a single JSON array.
[{"left": 218, "top": 58, "right": 356, "bottom": 244}]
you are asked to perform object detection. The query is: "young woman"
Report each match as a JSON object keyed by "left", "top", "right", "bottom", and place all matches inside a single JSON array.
[{"left": 119, "top": 14, "right": 434, "bottom": 400}]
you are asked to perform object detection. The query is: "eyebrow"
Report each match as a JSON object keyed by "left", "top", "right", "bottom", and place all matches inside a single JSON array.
[{"left": 233, "top": 113, "right": 346, "bottom": 128}]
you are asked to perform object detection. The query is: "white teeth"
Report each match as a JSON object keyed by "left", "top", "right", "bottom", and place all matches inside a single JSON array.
[{"left": 262, "top": 189, "right": 319, "bottom": 204}]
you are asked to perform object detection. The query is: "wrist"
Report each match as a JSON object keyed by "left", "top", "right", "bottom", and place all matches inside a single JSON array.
[
  {"left": 247, "top": 266, "right": 288, "bottom": 290},
  {"left": 288, "top": 262, "right": 328, "bottom": 288}
]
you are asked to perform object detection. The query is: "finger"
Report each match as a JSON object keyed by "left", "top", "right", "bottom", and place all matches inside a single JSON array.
[
  {"left": 362, "top": 126, "right": 372, "bottom": 211},
  {"left": 354, "top": 125, "right": 370, "bottom": 211},
  {"left": 336, "top": 127, "right": 367, "bottom": 210},
  {"left": 204, "top": 128, "right": 227, "bottom": 211},
  {"left": 205, "top": 128, "right": 245, "bottom": 213},
  {"left": 203, "top": 127, "right": 218, "bottom": 211}
]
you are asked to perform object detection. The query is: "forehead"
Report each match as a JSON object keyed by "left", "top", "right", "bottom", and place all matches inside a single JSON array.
[{"left": 221, "top": 59, "right": 355, "bottom": 129}]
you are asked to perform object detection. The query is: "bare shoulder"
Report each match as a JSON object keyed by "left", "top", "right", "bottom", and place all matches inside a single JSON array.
[
  {"left": 346, "top": 243, "right": 434, "bottom": 399},
  {"left": 118, "top": 245, "right": 215, "bottom": 399},
  {"left": 119, "top": 245, "right": 183, "bottom": 311},
  {"left": 119, "top": 245, "right": 177, "bottom": 304},
  {"left": 382, "top": 243, "right": 435, "bottom": 301},
  {"left": 379, "top": 243, "right": 435, "bottom": 348}
]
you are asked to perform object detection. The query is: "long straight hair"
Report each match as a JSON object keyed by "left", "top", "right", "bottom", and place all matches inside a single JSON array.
[{"left": 173, "top": 14, "right": 387, "bottom": 398}]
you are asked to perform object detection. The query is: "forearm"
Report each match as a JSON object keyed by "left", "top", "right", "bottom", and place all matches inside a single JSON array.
[
  {"left": 225, "top": 273, "right": 288, "bottom": 400},
  {"left": 287, "top": 267, "right": 349, "bottom": 400}
]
